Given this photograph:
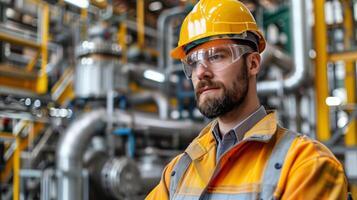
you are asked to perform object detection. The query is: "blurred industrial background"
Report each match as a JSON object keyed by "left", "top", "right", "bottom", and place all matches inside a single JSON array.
[{"left": 0, "top": 0, "right": 356, "bottom": 199}]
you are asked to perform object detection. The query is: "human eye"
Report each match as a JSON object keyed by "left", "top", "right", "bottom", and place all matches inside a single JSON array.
[
  {"left": 189, "top": 60, "right": 198, "bottom": 68},
  {"left": 208, "top": 52, "right": 226, "bottom": 63},
  {"left": 208, "top": 52, "right": 224, "bottom": 62}
]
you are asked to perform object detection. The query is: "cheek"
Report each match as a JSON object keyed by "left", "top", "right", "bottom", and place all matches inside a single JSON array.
[{"left": 215, "top": 68, "right": 237, "bottom": 82}]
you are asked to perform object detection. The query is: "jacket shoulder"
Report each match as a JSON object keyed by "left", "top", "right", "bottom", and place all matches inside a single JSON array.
[
  {"left": 285, "top": 130, "right": 345, "bottom": 173},
  {"left": 277, "top": 130, "right": 348, "bottom": 199}
]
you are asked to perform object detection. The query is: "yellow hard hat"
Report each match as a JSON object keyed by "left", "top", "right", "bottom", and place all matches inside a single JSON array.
[{"left": 171, "top": 0, "right": 266, "bottom": 59}]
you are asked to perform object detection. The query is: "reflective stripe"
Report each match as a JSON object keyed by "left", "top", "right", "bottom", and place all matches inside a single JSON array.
[
  {"left": 174, "top": 192, "right": 259, "bottom": 200},
  {"left": 170, "top": 153, "right": 192, "bottom": 200},
  {"left": 260, "top": 130, "right": 297, "bottom": 200}
]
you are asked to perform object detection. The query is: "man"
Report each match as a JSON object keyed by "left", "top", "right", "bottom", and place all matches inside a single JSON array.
[{"left": 146, "top": 0, "right": 348, "bottom": 199}]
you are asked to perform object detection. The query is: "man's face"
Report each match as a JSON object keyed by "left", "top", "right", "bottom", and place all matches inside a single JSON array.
[{"left": 190, "top": 39, "right": 250, "bottom": 119}]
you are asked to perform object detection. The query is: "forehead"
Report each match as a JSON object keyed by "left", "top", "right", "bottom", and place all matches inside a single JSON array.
[{"left": 190, "top": 39, "right": 236, "bottom": 52}]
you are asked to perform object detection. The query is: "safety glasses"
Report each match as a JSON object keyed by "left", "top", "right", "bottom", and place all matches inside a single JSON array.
[{"left": 181, "top": 44, "right": 253, "bottom": 79}]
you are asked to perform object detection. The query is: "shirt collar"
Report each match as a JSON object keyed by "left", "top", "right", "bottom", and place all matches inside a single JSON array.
[
  {"left": 185, "top": 110, "right": 278, "bottom": 161},
  {"left": 212, "top": 105, "right": 267, "bottom": 142}
]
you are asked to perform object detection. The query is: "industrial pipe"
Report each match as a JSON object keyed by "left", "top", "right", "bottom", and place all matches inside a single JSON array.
[
  {"left": 128, "top": 91, "right": 169, "bottom": 119},
  {"left": 112, "top": 110, "right": 204, "bottom": 138},
  {"left": 57, "top": 109, "right": 107, "bottom": 200},
  {"left": 257, "top": 0, "right": 309, "bottom": 95},
  {"left": 260, "top": 43, "right": 293, "bottom": 73},
  {"left": 158, "top": 7, "right": 186, "bottom": 71},
  {"left": 57, "top": 109, "right": 204, "bottom": 200}
]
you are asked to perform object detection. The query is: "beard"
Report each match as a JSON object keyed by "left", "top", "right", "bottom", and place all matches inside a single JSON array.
[{"left": 195, "top": 65, "right": 249, "bottom": 119}]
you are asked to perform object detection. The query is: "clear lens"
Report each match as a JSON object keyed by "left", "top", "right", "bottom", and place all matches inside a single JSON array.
[{"left": 181, "top": 44, "right": 252, "bottom": 79}]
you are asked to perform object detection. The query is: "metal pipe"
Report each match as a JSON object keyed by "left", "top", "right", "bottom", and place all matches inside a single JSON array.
[
  {"left": 0, "top": 23, "right": 37, "bottom": 41},
  {"left": 260, "top": 43, "right": 293, "bottom": 72},
  {"left": 14, "top": 0, "right": 38, "bottom": 16},
  {"left": 166, "top": 14, "right": 177, "bottom": 76},
  {"left": 41, "top": 169, "right": 54, "bottom": 200},
  {"left": 112, "top": 110, "right": 204, "bottom": 137},
  {"left": 57, "top": 109, "right": 204, "bottom": 200},
  {"left": 158, "top": 7, "right": 186, "bottom": 70},
  {"left": 46, "top": 44, "right": 64, "bottom": 74},
  {"left": 128, "top": 91, "right": 170, "bottom": 119},
  {"left": 125, "top": 20, "right": 157, "bottom": 38},
  {"left": 257, "top": 0, "right": 309, "bottom": 95},
  {"left": 0, "top": 3, "right": 5, "bottom": 63},
  {"left": 57, "top": 109, "right": 107, "bottom": 200}
]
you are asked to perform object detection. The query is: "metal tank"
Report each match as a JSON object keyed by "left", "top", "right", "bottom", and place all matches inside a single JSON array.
[{"left": 74, "top": 26, "right": 128, "bottom": 98}]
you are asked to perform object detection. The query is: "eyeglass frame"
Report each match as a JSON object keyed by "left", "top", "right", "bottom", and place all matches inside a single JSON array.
[{"left": 181, "top": 44, "right": 254, "bottom": 79}]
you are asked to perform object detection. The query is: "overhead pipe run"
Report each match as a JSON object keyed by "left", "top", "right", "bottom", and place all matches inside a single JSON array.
[
  {"left": 260, "top": 43, "right": 293, "bottom": 73},
  {"left": 257, "top": 0, "right": 309, "bottom": 95},
  {"left": 158, "top": 6, "right": 186, "bottom": 71},
  {"left": 128, "top": 91, "right": 170, "bottom": 119},
  {"left": 112, "top": 110, "right": 204, "bottom": 137}
]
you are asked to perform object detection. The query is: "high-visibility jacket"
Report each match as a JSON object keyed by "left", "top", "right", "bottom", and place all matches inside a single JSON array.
[{"left": 146, "top": 111, "right": 348, "bottom": 200}]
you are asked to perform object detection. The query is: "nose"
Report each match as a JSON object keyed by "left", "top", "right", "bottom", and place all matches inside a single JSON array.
[{"left": 194, "top": 62, "right": 213, "bottom": 80}]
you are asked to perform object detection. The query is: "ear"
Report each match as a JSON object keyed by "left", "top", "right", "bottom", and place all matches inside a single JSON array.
[{"left": 246, "top": 52, "right": 261, "bottom": 76}]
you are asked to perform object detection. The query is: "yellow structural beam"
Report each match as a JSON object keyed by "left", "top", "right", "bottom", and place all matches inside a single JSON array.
[
  {"left": 13, "top": 136, "right": 20, "bottom": 200},
  {"left": 36, "top": 4, "right": 49, "bottom": 94},
  {"left": 57, "top": 82, "right": 75, "bottom": 105},
  {"left": 51, "top": 67, "right": 75, "bottom": 106},
  {"left": 345, "top": 64, "right": 357, "bottom": 146},
  {"left": 0, "top": 123, "right": 44, "bottom": 183},
  {"left": 0, "top": 77, "right": 37, "bottom": 91},
  {"left": 118, "top": 22, "right": 127, "bottom": 63},
  {"left": 314, "top": 0, "right": 331, "bottom": 141},
  {"left": 90, "top": 0, "right": 107, "bottom": 9},
  {"left": 341, "top": 0, "right": 357, "bottom": 147},
  {"left": 0, "top": 32, "right": 41, "bottom": 49},
  {"left": 80, "top": 8, "right": 88, "bottom": 40},
  {"left": 137, "top": 0, "right": 145, "bottom": 49},
  {"left": 328, "top": 51, "right": 357, "bottom": 62},
  {"left": 0, "top": 132, "right": 16, "bottom": 140},
  {"left": 26, "top": 51, "right": 40, "bottom": 72}
]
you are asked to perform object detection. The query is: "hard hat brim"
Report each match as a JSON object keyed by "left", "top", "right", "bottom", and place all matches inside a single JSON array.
[{"left": 171, "top": 46, "right": 185, "bottom": 60}]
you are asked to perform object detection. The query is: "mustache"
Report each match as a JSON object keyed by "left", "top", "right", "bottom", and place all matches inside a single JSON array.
[
  {"left": 195, "top": 80, "right": 224, "bottom": 99},
  {"left": 196, "top": 80, "right": 222, "bottom": 90}
]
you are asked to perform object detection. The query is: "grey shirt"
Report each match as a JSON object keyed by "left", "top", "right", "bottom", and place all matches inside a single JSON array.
[{"left": 212, "top": 106, "right": 267, "bottom": 162}]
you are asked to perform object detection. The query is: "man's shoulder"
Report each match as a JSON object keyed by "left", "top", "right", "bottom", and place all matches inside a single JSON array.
[{"left": 283, "top": 129, "right": 344, "bottom": 171}]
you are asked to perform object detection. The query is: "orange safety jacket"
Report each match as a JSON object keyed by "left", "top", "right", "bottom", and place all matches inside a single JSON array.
[{"left": 146, "top": 111, "right": 348, "bottom": 200}]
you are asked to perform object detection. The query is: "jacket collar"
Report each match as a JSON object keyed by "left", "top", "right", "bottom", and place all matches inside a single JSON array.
[{"left": 185, "top": 111, "right": 278, "bottom": 160}]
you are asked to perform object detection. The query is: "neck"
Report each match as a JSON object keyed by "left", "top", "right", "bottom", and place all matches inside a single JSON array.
[{"left": 217, "top": 94, "right": 260, "bottom": 136}]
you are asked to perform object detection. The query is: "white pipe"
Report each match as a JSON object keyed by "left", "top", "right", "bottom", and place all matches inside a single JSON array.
[{"left": 257, "top": 0, "right": 309, "bottom": 95}]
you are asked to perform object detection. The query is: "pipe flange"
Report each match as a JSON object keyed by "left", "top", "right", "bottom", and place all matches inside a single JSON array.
[
  {"left": 76, "top": 41, "right": 122, "bottom": 58},
  {"left": 101, "top": 157, "right": 142, "bottom": 198}
]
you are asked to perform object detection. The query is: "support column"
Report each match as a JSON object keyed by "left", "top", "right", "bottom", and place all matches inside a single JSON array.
[{"left": 313, "top": 0, "right": 331, "bottom": 141}]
